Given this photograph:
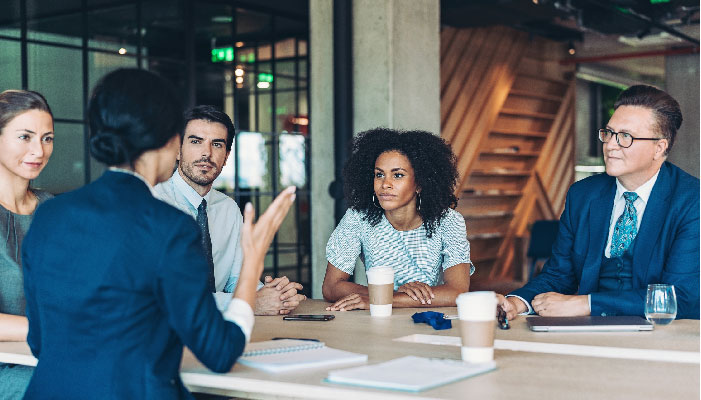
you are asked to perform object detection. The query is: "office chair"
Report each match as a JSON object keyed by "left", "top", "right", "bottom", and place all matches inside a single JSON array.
[{"left": 526, "top": 220, "right": 560, "bottom": 281}]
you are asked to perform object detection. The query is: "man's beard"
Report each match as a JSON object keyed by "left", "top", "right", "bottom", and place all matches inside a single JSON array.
[{"left": 180, "top": 158, "right": 219, "bottom": 186}]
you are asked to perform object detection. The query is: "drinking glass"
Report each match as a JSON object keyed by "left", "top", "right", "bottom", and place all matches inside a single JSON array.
[{"left": 645, "top": 284, "right": 677, "bottom": 325}]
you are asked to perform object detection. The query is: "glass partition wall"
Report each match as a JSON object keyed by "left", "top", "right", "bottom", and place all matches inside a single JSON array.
[{"left": 0, "top": 0, "right": 311, "bottom": 294}]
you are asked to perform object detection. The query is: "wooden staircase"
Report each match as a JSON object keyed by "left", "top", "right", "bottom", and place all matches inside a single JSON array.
[{"left": 440, "top": 26, "right": 575, "bottom": 290}]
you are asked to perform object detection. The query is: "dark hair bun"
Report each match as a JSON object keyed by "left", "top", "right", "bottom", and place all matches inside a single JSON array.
[
  {"left": 89, "top": 131, "right": 129, "bottom": 165},
  {"left": 88, "top": 68, "right": 183, "bottom": 166}
]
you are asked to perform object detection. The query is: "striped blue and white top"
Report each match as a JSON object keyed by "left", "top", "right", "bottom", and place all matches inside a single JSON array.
[{"left": 326, "top": 208, "right": 474, "bottom": 289}]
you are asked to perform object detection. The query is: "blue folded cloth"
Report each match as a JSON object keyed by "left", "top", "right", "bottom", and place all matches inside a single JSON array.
[{"left": 411, "top": 311, "right": 452, "bottom": 330}]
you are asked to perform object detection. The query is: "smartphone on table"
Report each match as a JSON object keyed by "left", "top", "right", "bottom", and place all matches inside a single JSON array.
[{"left": 282, "top": 314, "right": 335, "bottom": 321}]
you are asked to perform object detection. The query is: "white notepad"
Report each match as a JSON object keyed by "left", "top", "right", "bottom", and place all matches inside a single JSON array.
[
  {"left": 326, "top": 356, "right": 496, "bottom": 392},
  {"left": 238, "top": 340, "right": 368, "bottom": 373}
]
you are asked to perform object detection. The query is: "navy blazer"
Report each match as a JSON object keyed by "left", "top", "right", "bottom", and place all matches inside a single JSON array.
[
  {"left": 22, "top": 171, "right": 246, "bottom": 399},
  {"left": 511, "top": 162, "right": 700, "bottom": 319}
]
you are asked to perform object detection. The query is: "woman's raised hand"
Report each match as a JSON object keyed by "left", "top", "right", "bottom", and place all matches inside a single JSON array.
[{"left": 240, "top": 186, "right": 297, "bottom": 277}]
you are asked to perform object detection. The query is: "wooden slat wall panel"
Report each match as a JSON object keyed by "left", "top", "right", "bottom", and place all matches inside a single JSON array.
[
  {"left": 440, "top": 27, "right": 458, "bottom": 60},
  {"left": 441, "top": 28, "right": 492, "bottom": 136},
  {"left": 440, "top": 29, "right": 473, "bottom": 95}
]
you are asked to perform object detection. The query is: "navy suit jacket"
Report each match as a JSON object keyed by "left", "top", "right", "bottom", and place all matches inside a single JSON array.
[
  {"left": 22, "top": 171, "right": 246, "bottom": 399},
  {"left": 511, "top": 162, "right": 700, "bottom": 319}
]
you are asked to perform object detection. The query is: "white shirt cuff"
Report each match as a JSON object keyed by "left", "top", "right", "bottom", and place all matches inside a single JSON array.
[
  {"left": 588, "top": 294, "right": 592, "bottom": 313},
  {"left": 213, "top": 292, "right": 233, "bottom": 312},
  {"left": 222, "top": 297, "right": 255, "bottom": 343},
  {"left": 506, "top": 294, "right": 533, "bottom": 314}
]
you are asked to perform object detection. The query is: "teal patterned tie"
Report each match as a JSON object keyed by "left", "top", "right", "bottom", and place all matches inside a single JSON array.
[{"left": 610, "top": 192, "right": 639, "bottom": 258}]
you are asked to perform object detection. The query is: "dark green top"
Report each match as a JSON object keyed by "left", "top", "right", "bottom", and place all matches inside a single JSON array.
[{"left": 0, "top": 189, "right": 53, "bottom": 316}]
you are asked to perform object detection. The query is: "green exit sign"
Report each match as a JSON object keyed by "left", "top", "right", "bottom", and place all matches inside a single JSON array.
[
  {"left": 211, "top": 47, "right": 234, "bottom": 63},
  {"left": 650, "top": 0, "right": 670, "bottom": 3},
  {"left": 258, "top": 73, "right": 274, "bottom": 83}
]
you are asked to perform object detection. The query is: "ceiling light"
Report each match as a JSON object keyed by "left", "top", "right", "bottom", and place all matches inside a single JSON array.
[
  {"left": 235, "top": 67, "right": 244, "bottom": 77},
  {"left": 257, "top": 81, "right": 270, "bottom": 89},
  {"left": 118, "top": 47, "right": 127, "bottom": 55},
  {"left": 236, "top": 76, "right": 244, "bottom": 84},
  {"left": 567, "top": 41, "right": 575, "bottom": 55},
  {"left": 235, "top": 41, "right": 245, "bottom": 48}
]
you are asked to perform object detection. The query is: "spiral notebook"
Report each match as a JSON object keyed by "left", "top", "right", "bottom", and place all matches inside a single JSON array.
[
  {"left": 238, "top": 339, "right": 368, "bottom": 373},
  {"left": 242, "top": 339, "right": 325, "bottom": 357}
]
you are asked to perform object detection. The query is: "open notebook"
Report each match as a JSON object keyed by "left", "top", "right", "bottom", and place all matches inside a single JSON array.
[
  {"left": 326, "top": 356, "right": 496, "bottom": 392},
  {"left": 238, "top": 339, "right": 368, "bottom": 373}
]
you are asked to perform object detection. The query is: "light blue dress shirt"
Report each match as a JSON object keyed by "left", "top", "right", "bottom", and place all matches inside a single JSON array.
[{"left": 154, "top": 170, "right": 261, "bottom": 310}]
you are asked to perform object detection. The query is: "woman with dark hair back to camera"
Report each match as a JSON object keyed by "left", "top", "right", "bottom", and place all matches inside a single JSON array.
[
  {"left": 323, "top": 128, "right": 473, "bottom": 311},
  {"left": 21, "top": 69, "right": 295, "bottom": 399},
  {"left": 0, "top": 90, "right": 54, "bottom": 400}
]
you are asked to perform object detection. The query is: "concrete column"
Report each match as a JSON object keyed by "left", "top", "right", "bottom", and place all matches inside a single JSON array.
[
  {"left": 665, "top": 54, "right": 699, "bottom": 178},
  {"left": 309, "top": 0, "right": 441, "bottom": 297},
  {"left": 309, "top": 0, "right": 335, "bottom": 299},
  {"left": 352, "top": 0, "right": 440, "bottom": 134}
]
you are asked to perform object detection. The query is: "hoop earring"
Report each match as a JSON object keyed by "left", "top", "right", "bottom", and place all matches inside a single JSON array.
[
  {"left": 416, "top": 192, "right": 421, "bottom": 211},
  {"left": 372, "top": 194, "right": 382, "bottom": 209}
]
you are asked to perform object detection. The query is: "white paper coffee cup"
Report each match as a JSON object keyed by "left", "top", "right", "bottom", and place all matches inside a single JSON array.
[
  {"left": 366, "top": 267, "right": 394, "bottom": 317},
  {"left": 456, "top": 291, "right": 496, "bottom": 363}
]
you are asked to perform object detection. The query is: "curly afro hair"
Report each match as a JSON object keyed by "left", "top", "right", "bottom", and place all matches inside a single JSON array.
[{"left": 343, "top": 127, "right": 459, "bottom": 237}]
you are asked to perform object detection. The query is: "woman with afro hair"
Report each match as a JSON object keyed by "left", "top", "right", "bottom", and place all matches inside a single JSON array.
[{"left": 323, "top": 127, "right": 474, "bottom": 311}]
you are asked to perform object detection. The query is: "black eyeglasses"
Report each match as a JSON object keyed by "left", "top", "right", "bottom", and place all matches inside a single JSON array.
[{"left": 598, "top": 128, "right": 662, "bottom": 148}]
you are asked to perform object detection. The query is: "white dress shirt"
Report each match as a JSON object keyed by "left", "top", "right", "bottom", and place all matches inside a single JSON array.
[{"left": 604, "top": 171, "right": 659, "bottom": 257}]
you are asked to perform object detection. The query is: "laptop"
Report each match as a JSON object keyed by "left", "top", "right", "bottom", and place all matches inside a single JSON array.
[{"left": 526, "top": 316, "right": 654, "bottom": 332}]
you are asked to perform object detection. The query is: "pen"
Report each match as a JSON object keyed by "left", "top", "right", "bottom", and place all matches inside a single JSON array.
[
  {"left": 497, "top": 305, "right": 510, "bottom": 330},
  {"left": 271, "top": 337, "right": 321, "bottom": 342}
]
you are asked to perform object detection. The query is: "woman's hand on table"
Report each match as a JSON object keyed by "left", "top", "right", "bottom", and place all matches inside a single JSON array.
[
  {"left": 326, "top": 293, "right": 370, "bottom": 311},
  {"left": 398, "top": 281, "right": 435, "bottom": 305}
]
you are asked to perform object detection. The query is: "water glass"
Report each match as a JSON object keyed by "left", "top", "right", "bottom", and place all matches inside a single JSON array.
[{"left": 645, "top": 284, "right": 677, "bottom": 325}]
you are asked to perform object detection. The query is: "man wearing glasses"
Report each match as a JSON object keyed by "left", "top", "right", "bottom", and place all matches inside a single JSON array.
[{"left": 498, "top": 85, "right": 699, "bottom": 320}]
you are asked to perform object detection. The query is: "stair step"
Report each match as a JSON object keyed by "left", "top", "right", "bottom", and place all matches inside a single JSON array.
[
  {"left": 468, "top": 232, "right": 505, "bottom": 240},
  {"left": 491, "top": 128, "right": 548, "bottom": 138},
  {"left": 471, "top": 169, "right": 530, "bottom": 177},
  {"left": 509, "top": 89, "right": 562, "bottom": 102},
  {"left": 461, "top": 189, "right": 522, "bottom": 197},
  {"left": 500, "top": 108, "right": 556, "bottom": 120},
  {"left": 463, "top": 211, "right": 514, "bottom": 219},
  {"left": 480, "top": 150, "right": 540, "bottom": 158},
  {"left": 517, "top": 73, "right": 569, "bottom": 86},
  {"left": 471, "top": 256, "right": 497, "bottom": 264}
]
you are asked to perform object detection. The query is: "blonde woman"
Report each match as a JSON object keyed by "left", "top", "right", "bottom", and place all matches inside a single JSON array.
[{"left": 0, "top": 90, "right": 54, "bottom": 399}]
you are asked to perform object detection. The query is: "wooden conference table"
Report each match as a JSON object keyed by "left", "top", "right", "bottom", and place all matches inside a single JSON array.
[{"left": 0, "top": 299, "right": 698, "bottom": 399}]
